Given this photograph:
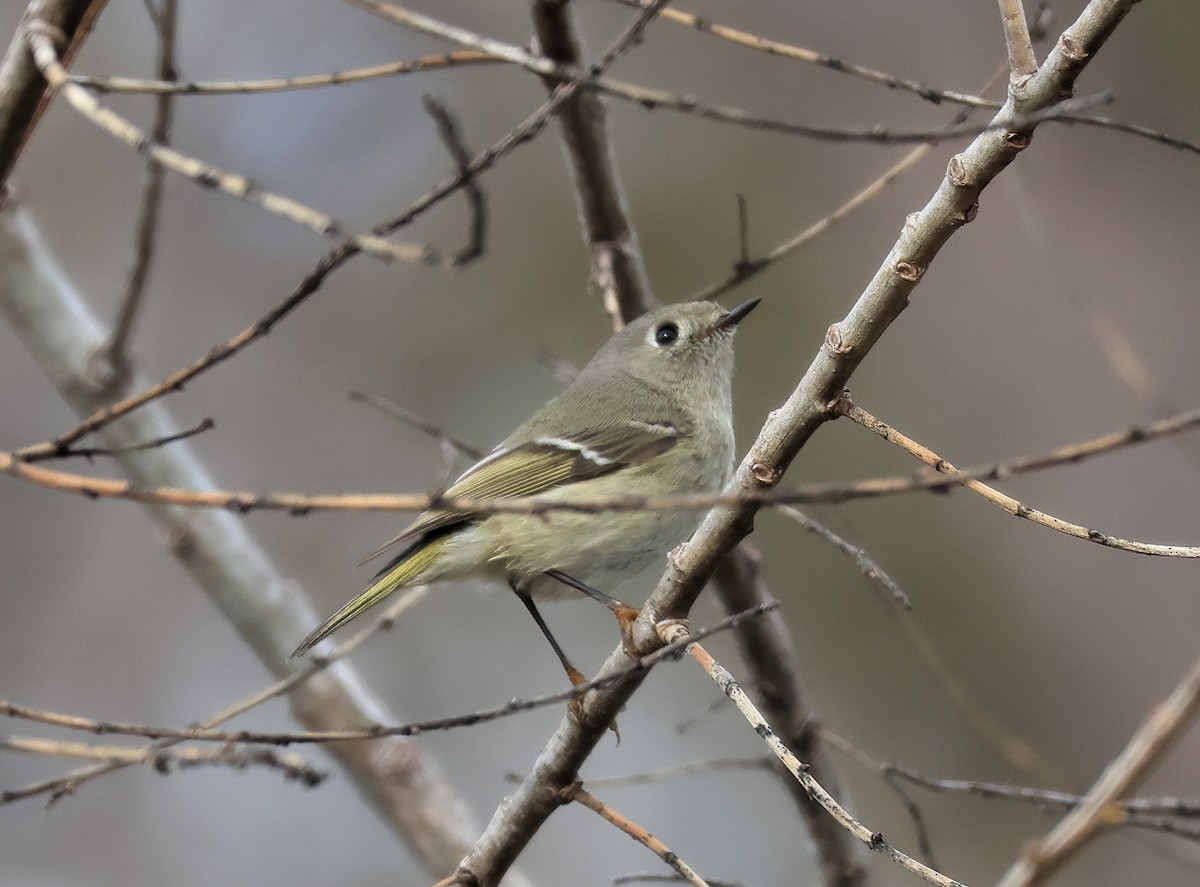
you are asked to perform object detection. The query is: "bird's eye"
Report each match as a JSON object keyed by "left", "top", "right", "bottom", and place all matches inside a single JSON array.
[{"left": 654, "top": 323, "right": 679, "bottom": 346}]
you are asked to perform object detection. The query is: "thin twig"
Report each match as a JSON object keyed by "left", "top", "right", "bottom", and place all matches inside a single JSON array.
[
  {"left": 0, "top": 735, "right": 326, "bottom": 785},
  {"left": 566, "top": 784, "right": 712, "bottom": 887},
  {"left": 421, "top": 95, "right": 486, "bottom": 266},
  {"left": 614, "top": 876, "right": 743, "bottom": 887},
  {"left": 348, "top": 391, "right": 482, "bottom": 460},
  {"left": 581, "top": 757, "right": 773, "bottom": 790},
  {"left": 999, "top": 0, "right": 1039, "bottom": 81},
  {"left": 98, "top": 0, "right": 177, "bottom": 387},
  {"left": 691, "top": 63, "right": 1008, "bottom": 303},
  {"left": 0, "top": 603, "right": 775, "bottom": 749},
  {"left": 8, "top": 403, "right": 1200, "bottom": 540},
  {"left": 347, "top": 0, "right": 1112, "bottom": 147},
  {"left": 839, "top": 396, "right": 1200, "bottom": 557},
  {"left": 670, "top": 627, "right": 967, "bottom": 887},
  {"left": 995, "top": 655, "right": 1200, "bottom": 887},
  {"left": 777, "top": 505, "right": 911, "bottom": 608},
  {"left": 23, "top": 21, "right": 436, "bottom": 265},
  {"left": 611, "top": 0, "right": 999, "bottom": 110},
  {"left": 0, "top": 587, "right": 428, "bottom": 805},
  {"left": 889, "top": 765, "right": 1200, "bottom": 818},
  {"left": 70, "top": 50, "right": 501, "bottom": 94},
  {"left": 50, "top": 416, "right": 214, "bottom": 459}
]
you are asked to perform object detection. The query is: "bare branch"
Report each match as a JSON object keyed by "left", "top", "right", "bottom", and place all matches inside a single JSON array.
[
  {"left": 50, "top": 416, "right": 215, "bottom": 460},
  {"left": 581, "top": 758, "right": 772, "bottom": 790},
  {"left": 0, "top": 603, "right": 776, "bottom": 747},
  {"left": 567, "top": 784, "right": 712, "bottom": 887},
  {"left": 70, "top": 50, "right": 500, "bottom": 94},
  {"left": 840, "top": 396, "right": 1200, "bottom": 557},
  {"left": 0, "top": 735, "right": 326, "bottom": 786},
  {"left": 455, "top": 4, "right": 1140, "bottom": 883},
  {"left": 348, "top": 391, "right": 483, "bottom": 460},
  {"left": 674, "top": 630, "right": 966, "bottom": 887},
  {"left": 0, "top": 0, "right": 109, "bottom": 196},
  {"left": 691, "top": 64, "right": 1008, "bottom": 303},
  {"left": 776, "top": 505, "right": 910, "bottom": 608},
  {"left": 420, "top": 95, "right": 486, "bottom": 267},
  {"left": 531, "top": 0, "right": 658, "bottom": 327},
  {"left": 995, "top": 655, "right": 1200, "bottom": 887},
  {"left": 0, "top": 203, "right": 482, "bottom": 878},
  {"left": 98, "top": 0, "right": 176, "bottom": 387},
  {"left": 999, "top": 0, "right": 1039, "bottom": 81},
  {"left": 8, "top": 402, "right": 1199, "bottom": 547},
  {"left": 711, "top": 547, "right": 871, "bottom": 887},
  {"left": 22, "top": 21, "right": 437, "bottom": 265},
  {"left": 611, "top": 0, "right": 999, "bottom": 110},
  {"left": 2, "top": 588, "right": 428, "bottom": 806},
  {"left": 346, "top": 0, "right": 1112, "bottom": 147}
]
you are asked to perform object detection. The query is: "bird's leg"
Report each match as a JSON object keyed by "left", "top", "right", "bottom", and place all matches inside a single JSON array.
[
  {"left": 510, "top": 581, "right": 586, "bottom": 689},
  {"left": 544, "top": 569, "right": 641, "bottom": 659}
]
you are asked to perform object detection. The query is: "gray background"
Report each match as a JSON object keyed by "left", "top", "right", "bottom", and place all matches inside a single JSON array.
[{"left": 2, "top": 1, "right": 1198, "bottom": 885}]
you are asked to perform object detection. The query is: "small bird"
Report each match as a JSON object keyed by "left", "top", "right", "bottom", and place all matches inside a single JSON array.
[{"left": 293, "top": 298, "right": 758, "bottom": 679}]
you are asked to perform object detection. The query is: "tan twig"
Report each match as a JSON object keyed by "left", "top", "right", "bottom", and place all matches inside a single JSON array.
[
  {"left": 70, "top": 50, "right": 500, "bottom": 94},
  {"left": 8, "top": 403, "right": 1200, "bottom": 535},
  {"left": 999, "top": 0, "right": 1039, "bottom": 81},
  {"left": 566, "top": 783, "right": 712, "bottom": 887},
  {"left": 23, "top": 21, "right": 436, "bottom": 265},
  {"left": 995, "top": 655, "right": 1200, "bottom": 887},
  {"left": 613, "top": 876, "right": 743, "bottom": 887},
  {"left": 839, "top": 396, "right": 1200, "bottom": 558},
  {"left": 0, "top": 735, "right": 325, "bottom": 784},
  {"left": 670, "top": 627, "right": 967, "bottom": 887}
]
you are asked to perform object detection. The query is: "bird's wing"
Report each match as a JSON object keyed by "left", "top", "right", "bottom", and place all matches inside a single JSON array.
[{"left": 360, "top": 421, "right": 681, "bottom": 568}]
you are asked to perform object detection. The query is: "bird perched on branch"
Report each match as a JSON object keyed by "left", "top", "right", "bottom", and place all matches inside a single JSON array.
[{"left": 293, "top": 298, "right": 759, "bottom": 682}]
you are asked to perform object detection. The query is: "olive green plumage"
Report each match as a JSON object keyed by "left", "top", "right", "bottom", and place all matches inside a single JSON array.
[{"left": 293, "top": 298, "right": 757, "bottom": 658}]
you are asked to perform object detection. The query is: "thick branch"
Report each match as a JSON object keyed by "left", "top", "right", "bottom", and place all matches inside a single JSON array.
[
  {"left": 531, "top": 0, "right": 655, "bottom": 328},
  {"left": 0, "top": 0, "right": 107, "bottom": 195},
  {"left": 0, "top": 203, "right": 497, "bottom": 884}
]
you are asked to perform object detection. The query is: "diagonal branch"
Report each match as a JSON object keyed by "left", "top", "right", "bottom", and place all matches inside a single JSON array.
[
  {"left": 0, "top": 203, "right": 494, "bottom": 883},
  {"left": 0, "top": 0, "right": 108, "bottom": 196},
  {"left": 995, "top": 654, "right": 1200, "bottom": 887},
  {"left": 452, "top": 3, "right": 1138, "bottom": 884}
]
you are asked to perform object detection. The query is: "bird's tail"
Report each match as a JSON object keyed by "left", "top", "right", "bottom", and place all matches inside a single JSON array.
[{"left": 290, "top": 537, "right": 446, "bottom": 657}]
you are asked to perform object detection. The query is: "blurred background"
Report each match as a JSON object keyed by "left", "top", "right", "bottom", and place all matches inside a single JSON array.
[{"left": 2, "top": 1, "right": 1198, "bottom": 885}]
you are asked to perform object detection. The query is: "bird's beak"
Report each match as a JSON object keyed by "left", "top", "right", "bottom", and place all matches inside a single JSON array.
[{"left": 707, "top": 297, "right": 761, "bottom": 335}]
